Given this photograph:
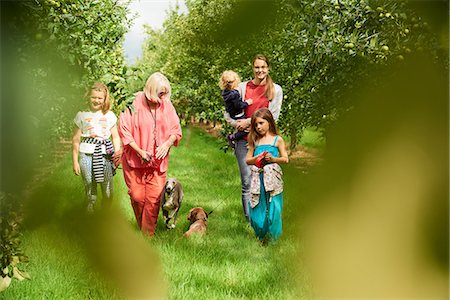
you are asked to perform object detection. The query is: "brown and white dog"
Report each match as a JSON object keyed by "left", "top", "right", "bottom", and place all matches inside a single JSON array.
[
  {"left": 184, "top": 207, "right": 208, "bottom": 237},
  {"left": 160, "top": 178, "right": 183, "bottom": 229}
]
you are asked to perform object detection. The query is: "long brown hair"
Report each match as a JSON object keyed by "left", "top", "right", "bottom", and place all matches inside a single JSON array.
[
  {"left": 252, "top": 54, "right": 275, "bottom": 101},
  {"left": 248, "top": 108, "right": 278, "bottom": 148}
]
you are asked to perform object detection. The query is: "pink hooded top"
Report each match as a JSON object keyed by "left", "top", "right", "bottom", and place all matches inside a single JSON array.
[{"left": 118, "top": 92, "right": 182, "bottom": 172}]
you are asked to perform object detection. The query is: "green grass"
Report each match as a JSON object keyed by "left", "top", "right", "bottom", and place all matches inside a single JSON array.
[
  {"left": 3, "top": 126, "right": 311, "bottom": 299},
  {"left": 299, "top": 127, "right": 326, "bottom": 150}
]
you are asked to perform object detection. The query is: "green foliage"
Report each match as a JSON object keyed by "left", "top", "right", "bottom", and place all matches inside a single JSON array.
[
  {"left": 299, "top": 127, "right": 326, "bottom": 150},
  {"left": 0, "top": 193, "right": 30, "bottom": 291},
  {"left": 7, "top": 0, "right": 134, "bottom": 144},
  {"left": 1, "top": 0, "right": 133, "bottom": 291},
  {"left": 135, "top": 0, "right": 442, "bottom": 148},
  {"left": 275, "top": 0, "right": 438, "bottom": 141},
  {"left": 1, "top": 0, "right": 133, "bottom": 231}
]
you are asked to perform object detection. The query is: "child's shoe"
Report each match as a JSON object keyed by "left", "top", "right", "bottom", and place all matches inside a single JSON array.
[
  {"left": 260, "top": 235, "right": 270, "bottom": 247},
  {"left": 227, "top": 134, "right": 236, "bottom": 149},
  {"left": 87, "top": 202, "right": 95, "bottom": 214}
]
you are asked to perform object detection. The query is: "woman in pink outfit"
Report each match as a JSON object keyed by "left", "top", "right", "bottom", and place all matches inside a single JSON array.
[{"left": 118, "top": 72, "right": 182, "bottom": 236}]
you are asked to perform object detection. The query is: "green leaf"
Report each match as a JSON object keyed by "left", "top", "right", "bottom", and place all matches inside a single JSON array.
[
  {"left": 0, "top": 276, "right": 11, "bottom": 292},
  {"left": 13, "top": 267, "right": 31, "bottom": 281}
]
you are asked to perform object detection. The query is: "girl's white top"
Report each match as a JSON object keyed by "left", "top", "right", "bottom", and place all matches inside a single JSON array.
[
  {"left": 74, "top": 111, "right": 117, "bottom": 139},
  {"left": 73, "top": 111, "right": 117, "bottom": 153}
]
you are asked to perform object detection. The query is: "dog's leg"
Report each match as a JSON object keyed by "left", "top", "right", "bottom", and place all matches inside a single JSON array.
[
  {"left": 172, "top": 207, "right": 181, "bottom": 229},
  {"left": 163, "top": 209, "right": 172, "bottom": 229},
  {"left": 167, "top": 207, "right": 179, "bottom": 229}
]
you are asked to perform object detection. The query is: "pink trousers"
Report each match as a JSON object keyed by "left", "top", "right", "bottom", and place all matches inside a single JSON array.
[{"left": 122, "top": 160, "right": 166, "bottom": 236}]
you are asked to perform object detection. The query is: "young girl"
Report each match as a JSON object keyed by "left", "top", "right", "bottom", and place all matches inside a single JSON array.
[
  {"left": 246, "top": 108, "right": 288, "bottom": 243},
  {"left": 219, "top": 70, "right": 252, "bottom": 148},
  {"left": 72, "top": 82, "right": 121, "bottom": 213}
]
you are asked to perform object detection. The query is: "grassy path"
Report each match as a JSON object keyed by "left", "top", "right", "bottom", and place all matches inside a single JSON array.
[{"left": 3, "top": 126, "right": 310, "bottom": 299}]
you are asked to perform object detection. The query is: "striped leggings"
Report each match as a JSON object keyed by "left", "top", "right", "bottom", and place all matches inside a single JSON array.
[{"left": 79, "top": 152, "right": 114, "bottom": 208}]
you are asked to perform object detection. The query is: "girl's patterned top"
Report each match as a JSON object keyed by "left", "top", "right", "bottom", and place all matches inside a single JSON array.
[{"left": 74, "top": 110, "right": 117, "bottom": 139}]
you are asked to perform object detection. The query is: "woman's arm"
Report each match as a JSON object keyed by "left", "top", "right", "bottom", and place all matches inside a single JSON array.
[
  {"left": 72, "top": 127, "right": 81, "bottom": 175},
  {"left": 110, "top": 124, "right": 122, "bottom": 166},
  {"left": 110, "top": 125, "right": 121, "bottom": 153},
  {"left": 269, "top": 84, "right": 283, "bottom": 121},
  {"left": 128, "top": 141, "right": 151, "bottom": 162},
  {"left": 236, "top": 118, "right": 251, "bottom": 131},
  {"left": 224, "top": 111, "right": 238, "bottom": 128},
  {"left": 118, "top": 108, "right": 135, "bottom": 147},
  {"left": 155, "top": 134, "right": 177, "bottom": 160},
  {"left": 155, "top": 101, "right": 182, "bottom": 160},
  {"left": 118, "top": 108, "right": 149, "bottom": 162},
  {"left": 166, "top": 101, "right": 182, "bottom": 146}
]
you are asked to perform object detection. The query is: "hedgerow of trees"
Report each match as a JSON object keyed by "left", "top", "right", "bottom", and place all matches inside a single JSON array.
[
  {"left": 135, "top": 0, "right": 442, "bottom": 148},
  {"left": 1, "top": 0, "right": 133, "bottom": 291}
]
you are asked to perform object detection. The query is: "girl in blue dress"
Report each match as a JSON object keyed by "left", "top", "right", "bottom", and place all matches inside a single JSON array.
[{"left": 246, "top": 108, "right": 289, "bottom": 243}]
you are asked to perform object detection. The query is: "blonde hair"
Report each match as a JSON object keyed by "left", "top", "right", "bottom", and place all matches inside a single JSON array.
[
  {"left": 87, "top": 82, "right": 110, "bottom": 114},
  {"left": 219, "top": 70, "right": 241, "bottom": 90},
  {"left": 248, "top": 108, "right": 278, "bottom": 148},
  {"left": 252, "top": 54, "right": 275, "bottom": 101},
  {"left": 144, "top": 72, "right": 172, "bottom": 103}
]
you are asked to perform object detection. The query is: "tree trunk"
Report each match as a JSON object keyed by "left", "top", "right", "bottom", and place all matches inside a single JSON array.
[{"left": 289, "top": 127, "right": 298, "bottom": 150}]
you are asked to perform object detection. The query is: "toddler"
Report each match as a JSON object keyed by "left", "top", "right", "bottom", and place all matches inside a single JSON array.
[{"left": 219, "top": 70, "right": 252, "bottom": 148}]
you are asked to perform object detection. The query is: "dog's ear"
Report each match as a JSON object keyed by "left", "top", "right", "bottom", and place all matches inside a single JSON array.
[
  {"left": 187, "top": 208, "right": 195, "bottom": 221},
  {"left": 175, "top": 179, "right": 182, "bottom": 189},
  {"left": 174, "top": 180, "right": 183, "bottom": 197},
  {"left": 202, "top": 208, "right": 208, "bottom": 221},
  {"left": 172, "top": 185, "right": 182, "bottom": 201}
]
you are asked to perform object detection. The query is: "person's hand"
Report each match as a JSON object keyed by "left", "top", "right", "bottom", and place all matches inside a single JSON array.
[
  {"left": 264, "top": 152, "right": 273, "bottom": 163},
  {"left": 245, "top": 98, "right": 253, "bottom": 105},
  {"left": 73, "top": 161, "right": 81, "bottom": 176},
  {"left": 136, "top": 148, "right": 152, "bottom": 163},
  {"left": 113, "top": 149, "right": 122, "bottom": 167},
  {"left": 155, "top": 140, "right": 172, "bottom": 160},
  {"left": 236, "top": 119, "right": 250, "bottom": 131},
  {"left": 255, "top": 151, "right": 268, "bottom": 168}
]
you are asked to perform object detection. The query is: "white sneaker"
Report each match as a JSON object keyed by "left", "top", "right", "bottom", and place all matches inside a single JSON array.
[{"left": 87, "top": 203, "right": 95, "bottom": 214}]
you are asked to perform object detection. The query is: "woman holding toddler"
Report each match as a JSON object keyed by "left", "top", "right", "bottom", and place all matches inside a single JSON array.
[{"left": 223, "top": 54, "right": 283, "bottom": 222}]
